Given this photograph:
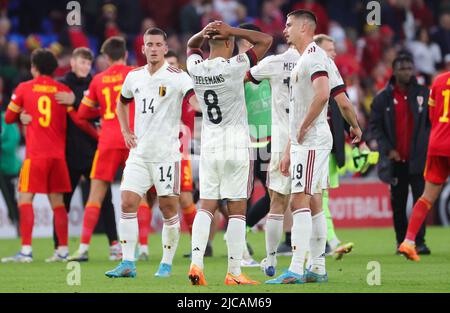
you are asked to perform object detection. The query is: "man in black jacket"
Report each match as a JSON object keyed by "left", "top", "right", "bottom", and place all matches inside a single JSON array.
[
  {"left": 47, "top": 47, "right": 120, "bottom": 262},
  {"left": 370, "top": 54, "right": 431, "bottom": 255}
]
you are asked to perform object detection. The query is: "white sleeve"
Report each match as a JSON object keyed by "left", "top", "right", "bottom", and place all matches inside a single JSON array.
[
  {"left": 186, "top": 49, "right": 204, "bottom": 73},
  {"left": 307, "top": 50, "right": 329, "bottom": 82},
  {"left": 120, "top": 72, "right": 134, "bottom": 101},
  {"left": 229, "top": 48, "right": 258, "bottom": 79},
  {"left": 329, "top": 59, "right": 346, "bottom": 97},
  {"left": 249, "top": 55, "right": 275, "bottom": 83},
  {"left": 180, "top": 72, "right": 194, "bottom": 97}
]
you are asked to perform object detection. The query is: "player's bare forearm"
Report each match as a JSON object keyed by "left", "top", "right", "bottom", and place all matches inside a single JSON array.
[
  {"left": 228, "top": 27, "right": 272, "bottom": 61},
  {"left": 187, "top": 30, "right": 206, "bottom": 50},
  {"left": 334, "top": 92, "right": 359, "bottom": 129},
  {"left": 116, "top": 100, "right": 130, "bottom": 133}
]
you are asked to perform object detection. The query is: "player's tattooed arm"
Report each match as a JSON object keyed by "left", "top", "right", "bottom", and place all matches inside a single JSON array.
[
  {"left": 117, "top": 98, "right": 137, "bottom": 149},
  {"left": 333, "top": 92, "right": 362, "bottom": 143},
  {"left": 55, "top": 91, "right": 75, "bottom": 106},
  {"left": 297, "top": 76, "right": 329, "bottom": 143}
]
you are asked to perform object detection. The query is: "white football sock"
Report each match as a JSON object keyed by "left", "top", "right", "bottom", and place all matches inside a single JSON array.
[
  {"left": 119, "top": 212, "right": 138, "bottom": 262},
  {"left": 139, "top": 244, "right": 148, "bottom": 255},
  {"left": 21, "top": 245, "right": 32, "bottom": 255},
  {"left": 328, "top": 236, "right": 341, "bottom": 251},
  {"left": 191, "top": 209, "right": 213, "bottom": 269},
  {"left": 289, "top": 208, "right": 312, "bottom": 275},
  {"left": 265, "top": 213, "right": 284, "bottom": 266},
  {"left": 79, "top": 243, "right": 89, "bottom": 254},
  {"left": 161, "top": 214, "right": 180, "bottom": 265},
  {"left": 57, "top": 246, "right": 68, "bottom": 256},
  {"left": 227, "top": 215, "right": 246, "bottom": 276},
  {"left": 310, "top": 211, "right": 327, "bottom": 275}
]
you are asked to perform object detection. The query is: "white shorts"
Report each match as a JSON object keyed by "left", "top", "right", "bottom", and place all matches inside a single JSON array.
[
  {"left": 199, "top": 149, "right": 253, "bottom": 200},
  {"left": 120, "top": 155, "right": 181, "bottom": 197},
  {"left": 290, "top": 149, "right": 330, "bottom": 195},
  {"left": 267, "top": 152, "right": 291, "bottom": 195}
]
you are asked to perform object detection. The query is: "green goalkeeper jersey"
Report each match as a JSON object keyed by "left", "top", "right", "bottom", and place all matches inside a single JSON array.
[{"left": 245, "top": 80, "right": 272, "bottom": 148}]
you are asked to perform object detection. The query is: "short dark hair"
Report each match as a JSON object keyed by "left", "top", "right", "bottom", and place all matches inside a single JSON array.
[
  {"left": 31, "top": 48, "right": 58, "bottom": 76},
  {"left": 72, "top": 47, "right": 94, "bottom": 61},
  {"left": 287, "top": 9, "right": 317, "bottom": 26},
  {"left": 238, "top": 23, "right": 262, "bottom": 32},
  {"left": 392, "top": 53, "right": 414, "bottom": 69},
  {"left": 165, "top": 50, "right": 178, "bottom": 60},
  {"left": 144, "top": 27, "right": 167, "bottom": 41},
  {"left": 100, "top": 36, "right": 126, "bottom": 61}
]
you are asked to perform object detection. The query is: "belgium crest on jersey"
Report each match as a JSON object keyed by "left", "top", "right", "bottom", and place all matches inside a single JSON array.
[{"left": 159, "top": 85, "right": 166, "bottom": 97}]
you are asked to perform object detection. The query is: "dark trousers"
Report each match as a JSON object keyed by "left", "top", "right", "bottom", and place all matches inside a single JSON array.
[
  {"left": 53, "top": 165, "right": 118, "bottom": 248},
  {"left": 0, "top": 173, "right": 19, "bottom": 233},
  {"left": 246, "top": 142, "right": 271, "bottom": 227},
  {"left": 390, "top": 162, "right": 426, "bottom": 246}
]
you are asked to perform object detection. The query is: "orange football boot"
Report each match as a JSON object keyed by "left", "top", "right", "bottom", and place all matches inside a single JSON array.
[
  {"left": 398, "top": 241, "right": 420, "bottom": 262},
  {"left": 224, "top": 272, "right": 260, "bottom": 285},
  {"left": 188, "top": 264, "right": 208, "bottom": 286}
]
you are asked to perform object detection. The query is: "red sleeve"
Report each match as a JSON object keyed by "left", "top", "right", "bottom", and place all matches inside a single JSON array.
[
  {"left": 78, "top": 103, "right": 101, "bottom": 120},
  {"left": 245, "top": 48, "right": 258, "bottom": 67},
  {"left": 80, "top": 78, "right": 98, "bottom": 110},
  {"left": 67, "top": 107, "right": 99, "bottom": 140},
  {"left": 5, "top": 84, "right": 24, "bottom": 124},
  {"left": 183, "top": 88, "right": 195, "bottom": 103}
]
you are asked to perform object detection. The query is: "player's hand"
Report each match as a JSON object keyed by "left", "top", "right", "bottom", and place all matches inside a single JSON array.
[
  {"left": 122, "top": 130, "right": 137, "bottom": 149},
  {"left": 350, "top": 126, "right": 362, "bottom": 144},
  {"left": 55, "top": 91, "right": 75, "bottom": 106},
  {"left": 280, "top": 152, "right": 291, "bottom": 177},
  {"left": 296, "top": 125, "right": 310, "bottom": 144},
  {"left": 388, "top": 149, "right": 401, "bottom": 161},
  {"left": 20, "top": 110, "right": 32, "bottom": 125},
  {"left": 206, "top": 21, "right": 232, "bottom": 40}
]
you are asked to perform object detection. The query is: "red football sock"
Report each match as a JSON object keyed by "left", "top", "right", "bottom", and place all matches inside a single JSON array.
[
  {"left": 138, "top": 204, "right": 152, "bottom": 246},
  {"left": 19, "top": 203, "right": 34, "bottom": 246},
  {"left": 53, "top": 205, "right": 68, "bottom": 246},
  {"left": 405, "top": 197, "right": 432, "bottom": 242},
  {"left": 80, "top": 203, "right": 101, "bottom": 245},
  {"left": 182, "top": 203, "right": 197, "bottom": 235}
]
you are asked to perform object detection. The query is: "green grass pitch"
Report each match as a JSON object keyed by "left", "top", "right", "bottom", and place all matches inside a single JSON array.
[{"left": 0, "top": 227, "right": 449, "bottom": 293}]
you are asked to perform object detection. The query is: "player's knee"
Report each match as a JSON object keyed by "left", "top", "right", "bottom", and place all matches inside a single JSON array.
[{"left": 121, "top": 195, "right": 139, "bottom": 213}]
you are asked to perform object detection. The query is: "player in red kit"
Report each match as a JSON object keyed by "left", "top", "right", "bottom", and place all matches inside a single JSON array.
[
  {"left": 399, "top": 71, "right": 450, "bottom": 261},
  {"left": 69, "top": 37, "right": 135, "bottom": 261},
  {"left": 1, "top": 48, "right": 97, "bottom": 263}
]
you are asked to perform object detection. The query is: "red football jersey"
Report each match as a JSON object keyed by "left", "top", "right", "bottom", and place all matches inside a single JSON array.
[
  {"left": 80, "top": 64, "right": 135, "bottom": 150},
  {"left": 428, "top": 71, "right": 450, "bottom": 157},
  {"left": 6, "top": 75, "right": 71, "bottom": 159}
]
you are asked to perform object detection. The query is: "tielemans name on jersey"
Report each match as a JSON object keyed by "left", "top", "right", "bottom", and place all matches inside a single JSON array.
[{"left": 193, "top": 74, "right": 225, "bottom": 85}]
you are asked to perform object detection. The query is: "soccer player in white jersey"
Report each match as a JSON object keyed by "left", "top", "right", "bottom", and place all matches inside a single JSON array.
[
  {"left": 185, "top": 21, "right": 272, "bottom": 285},
  {"left": 265, "top": 10, "right": 361, "bottom": 284},
  {"left": 105, "top": 28, "right": 199, "bottom": 278},
  {"left": 249, "top": 39, "right": 361, "bottom": 278}
]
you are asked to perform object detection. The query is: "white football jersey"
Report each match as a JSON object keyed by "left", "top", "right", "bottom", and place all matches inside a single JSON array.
[
  {"left": 186, "top": 49, "right": 257, "bottom": 152},
  {"left": 289, "top": 42, "right": 344, "bottom": 150},
  {"left": 249, "top": 47, "right": 300, "bottom": 153},
  {"left": 121, "top": 62, "right": 194, "bottom": 162}
]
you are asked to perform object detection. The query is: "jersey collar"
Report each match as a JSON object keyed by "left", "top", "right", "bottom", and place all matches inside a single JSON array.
[{"left": 145, "top": 61, "right": 169, "bottom": 78}]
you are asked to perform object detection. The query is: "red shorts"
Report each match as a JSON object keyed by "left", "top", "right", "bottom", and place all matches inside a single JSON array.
[
  {"left": 18, "top": 158, "right": 71, "bottom": 193},
  {"left": 424, "top": 155, "right": 450, "bottom": 184},
  {"left": 181, "top": 159, "right": 194, "bottom": 192},
  {"left": 147, "top": 159, "right": 193, "bottom": 193},
  {"left": 90, "top": 148, "right": 129, "bottom": 182}
]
